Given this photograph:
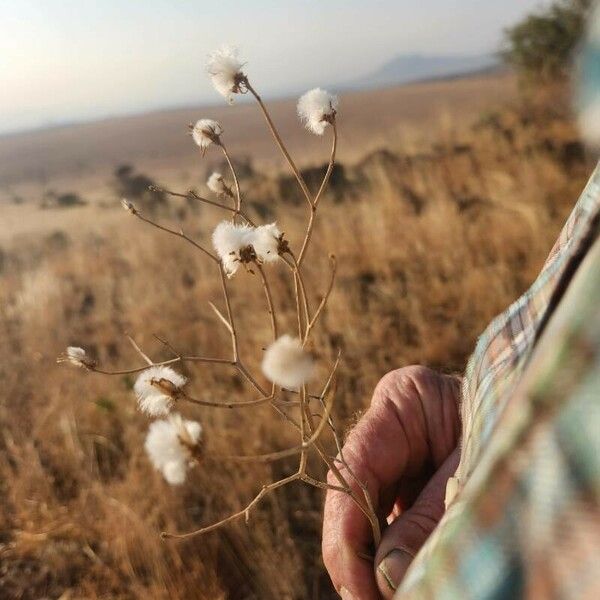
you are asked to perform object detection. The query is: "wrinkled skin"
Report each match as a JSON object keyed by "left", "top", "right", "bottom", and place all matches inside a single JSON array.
[{"left": 322, "top": 366, "right": 462, "bottom": 599}]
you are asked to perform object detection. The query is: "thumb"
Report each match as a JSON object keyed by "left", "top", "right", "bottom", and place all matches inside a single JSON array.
[{"left": 374, "top": 448, "right": 460, "bottom": 598}]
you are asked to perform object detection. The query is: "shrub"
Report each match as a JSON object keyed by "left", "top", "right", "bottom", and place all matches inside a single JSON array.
[{"left": 503, "top": 0, "right": 592, "bottom": 80}]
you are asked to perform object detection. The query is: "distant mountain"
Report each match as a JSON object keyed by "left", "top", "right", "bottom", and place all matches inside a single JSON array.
[{"left": 347, "top": 53, "right": 500, "bottom": 90}]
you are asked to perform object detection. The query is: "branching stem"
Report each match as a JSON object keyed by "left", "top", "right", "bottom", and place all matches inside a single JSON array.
[
  {"left": 245, "top": 79, "right": 313, "bottom": 208},
  {"left": 132, "top": 210, "right": 218, "bottom": 263},
  {"left": 220, "top": 142, "right": 243, "bottom": 218}
]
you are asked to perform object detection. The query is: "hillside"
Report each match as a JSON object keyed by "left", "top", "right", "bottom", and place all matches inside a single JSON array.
[
  {"left": 0, "top": 72, "right": 515, "bottom": 202},
  {"left": 349, "top": 53, "right": 499, "bottom": 89}
]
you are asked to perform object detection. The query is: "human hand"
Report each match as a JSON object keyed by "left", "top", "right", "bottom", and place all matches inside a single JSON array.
[{"left": 322, "top": 366, "right": 461, "bottom": 599}]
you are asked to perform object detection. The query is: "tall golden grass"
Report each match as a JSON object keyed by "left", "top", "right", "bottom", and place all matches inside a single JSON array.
[{"left": 0, "top": 91, "right": 594, "bottom": 599}]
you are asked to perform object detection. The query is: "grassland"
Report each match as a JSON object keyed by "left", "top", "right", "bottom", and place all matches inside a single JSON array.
[{"left": 0, "top": 74, "right": 594, "bottom": 599}]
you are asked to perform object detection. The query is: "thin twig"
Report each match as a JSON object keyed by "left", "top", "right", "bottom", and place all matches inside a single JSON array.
[
  {"left": 256, "top": 263, "right": 278, "bottom": 341},
  {"left": 297, "top": 365, "right": 380, "bottom": 543},
  {"left": 162, "top": 470, "right": 303, "bottom": 539},
  {"left": 208, "top": 302, "right": 234, "bottom": 336},
  {"left": 289, "top": 254, "right": 311, "bottom": 331},
  {"left": 333, "top": 454, "right": 382, "bottom": 547},
  {"left": 290, "top": 267, "right": 305, "bottom": 338},
  {"left": 301, "top": 475, "right": 347, "bottom": 493},
  {"left": 132, "top": 211, "right": 218, "bottom": 263},
  {"left": 236, "top": 362, "right": 301, "bottom": 431},
  {"left": 303, "top": 255, "right": 336, "bottom": 344},
  {"left": 152, "top": 334, "right": 182, "bottom": 359},
  {"left": 126, "top": 335, "right": 153, "bottom": 366},
  {"left": 220, "top": 143, "right": 242, "bottom": 217},
  {"left": 153, "top": 185, "right": 254, "bottom": 224},
  {"left": 90, "top": 356, "right": 234, "bottom": 376},
  {"left": 297, "top": 122, "right": 337, "bottom": 265},
  {"left": 314, "top": 122, "right": 337, "bottom": 208},
  {"left": 245, "top": 79, "right": 313, "bottom": 207},
  {"left": 214, "top": 378, "right": 336, "bottom": 463},
  {"left": 218, "top": 265, "right": 238, "bottom": 361},
  {"left": 181, "top": 391, "right": 277, "bottom": 409}
]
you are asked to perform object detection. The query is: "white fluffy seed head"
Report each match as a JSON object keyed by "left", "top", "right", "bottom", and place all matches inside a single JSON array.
[
  {"left": 212, "top": 221, "right": 255, "bottom": 277},
  {"left": 261, "top": 335, "right": 316, "bottom": 390},
  {"left": 252, "top": 223, "right": 281, "bottom": 263},
  {"left": 206, "top": 45, "right": 245, "bottom": 103},
  {"left": 58, "top": 346, "right": 95, "bottom": 369},
  {"left": 212, "top": 221, "right": 283, "bottom": 275},
  {"left": 144, "top": 413, "right": 202, "bottom": 485},
  {"left": 192, "top": 119, "right": 223, "bottom": 151},
  {"left": 207, "top": 172, "right": 230, "bottom": 196},
  {"left": 66, "top": 346, "right": 86, "bottom": 365},
  {"left": 297, "top": 88, "right": 339, "bottom": 135},
  {"left": 134, "top": 366, "right": 187, "bottom": 416}
]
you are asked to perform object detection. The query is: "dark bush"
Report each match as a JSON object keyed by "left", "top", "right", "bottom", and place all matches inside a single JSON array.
[
  {"left": 113, "top": 164, "right": 166, "bottom": 213},
  {"left": 503, "top": 0, "right": 592, "bottom": 80}
]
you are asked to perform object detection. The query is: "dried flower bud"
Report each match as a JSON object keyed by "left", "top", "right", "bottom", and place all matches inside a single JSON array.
[
  {"left": 207, "top": 172, "right": 233, "bottom": 197},
  {"left": 144, "top": 413, "right": 202, "bottom": 485},
  {"left": 206, "top": 45, "right": 246, "bottom": 103},
  {"left": 134, "top": 366, "right": 187, "bottom": 416},
  {"left": 57, "top": 346, "right": 96, "bottom": 369},
  {"left": 262, "top": 335, "right": 315, "bottom": 390},
  {"left": 121, "top": 198, "right": 137, "bottom": 215},
  {"left": 191, "top": 119, "right": 224, "bottom": 152},
  {"left": 297, "top": 88, "right": 338, "bottom": 135}
]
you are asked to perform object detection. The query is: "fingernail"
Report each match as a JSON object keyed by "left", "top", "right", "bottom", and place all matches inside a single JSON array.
[
  {"left": 339, "top": 587, "right": 355, "bottom": 600},
  {"left": 377, "top": 548, "right": 414, "bottom": 591}
]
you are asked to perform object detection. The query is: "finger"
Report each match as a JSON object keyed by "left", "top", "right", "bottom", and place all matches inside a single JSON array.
[
  {"left": 322, "top": 367, "right": 461, "bottom": 598},
  {"left": 374, "top": 448, "right": 460, "bottom": 598},
  {"left": 323, "top": 367, "right": 442, "bottom": 598},
  {"left": 323, "top": 370, "right": 421, "bottom": 598},
  {"left": 323, "top": 484, "right": 381, "bottom": 600}
]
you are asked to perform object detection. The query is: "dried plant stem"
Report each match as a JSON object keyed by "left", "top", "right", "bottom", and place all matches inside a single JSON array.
[
  {"left": 334, "top": 454, "right": 381, "bottom": 547},
  {"left": 126, "top": 334, "right": 153, "bottom": 365},
  {"left": 321, "top": 446, "right": 381, "bottom": 546},
  {"left": 152, "top": 334, "right": 184, "bottom": 360},
  {"left": 256, "top": 263, "right": 278, "bottom": 341},
  {"left": 219, "top": 143, "right": 242, "bottom": 217},
  {"left": 235, "top": 361, "right": 265, "bottom": 395},
  {"left": 303, "top": 255, "right": 336, "bottom": 344},
  {"left": 95, "top": 73, "right": 382, "bottom": 551},
  {"left": 181, "top": 391, "right": 278, "bottom": 410},
  {"left": 314, "top": 122, "right": 338, "bottom": 208},
  {"left": 292, "top": 271, "right": 305, "bottom": 338},
  {"left": 91, "top": 356, "right": 234, "bottom": 376},
  {"left": 299, "top": 385, "right": 307, "bottom": 440},
  {"left": 235, "top": 361, "right": 301, "bottom": 431},
  {"left": 245, "top": 79, "right": 312, "bottom": 207},
  {"left": 298, "top": 367, "right": 382, "bottom": 546},
  {"left": 300, "top": 475, "right": 347, "bottom": 493},
  {"left": 153, "top": 186, "right": 255, "bottom": 225},
  {"left": 289, "top": 254, "right": 311, "bottom": 331},
  {"left": 162, "top": 469, "right": 303, "bottom": 539},
  {"left": 162, "top": 380, "right": 336, "bottom": 539},
  {"left": 297, "top": 123, "right": 337, "bottom": 266},
  {"left": 281, "top": 255, "right": 310, "bottom": 336},
  {"left": 218, "top": 266, "right": 239, "bottom": 361},
  {"left": 132, "top": 211, "right": 218, "bottom": 263}
]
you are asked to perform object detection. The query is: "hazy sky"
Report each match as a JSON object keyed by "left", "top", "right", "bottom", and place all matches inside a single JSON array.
[{"left": 0, "top": 0, "right": 548, "bottom": 134}]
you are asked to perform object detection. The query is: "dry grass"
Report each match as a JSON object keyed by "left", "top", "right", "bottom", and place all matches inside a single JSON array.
[{"left": 0, "top": 81, "right": 594, "bottom": 599}]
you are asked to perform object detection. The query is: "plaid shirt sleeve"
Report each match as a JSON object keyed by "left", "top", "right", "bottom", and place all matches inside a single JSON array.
[{"left": 395, "top": 163, "right": 600, "bottom": 599}]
